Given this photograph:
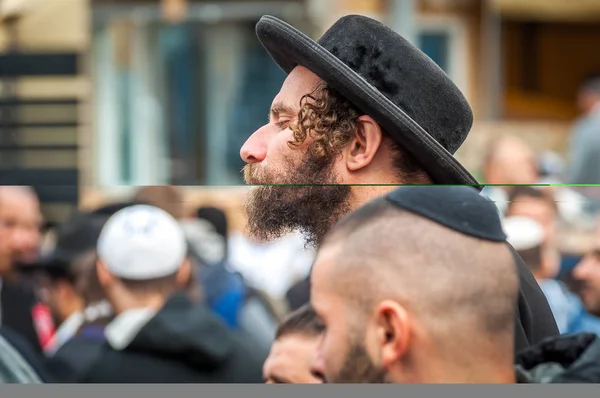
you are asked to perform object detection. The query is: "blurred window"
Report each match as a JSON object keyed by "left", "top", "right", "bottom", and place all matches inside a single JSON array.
[{"left": 419, "top": 32, "right": 450, "bottom": 72}]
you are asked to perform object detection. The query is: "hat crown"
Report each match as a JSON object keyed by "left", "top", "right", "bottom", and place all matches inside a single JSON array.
[{"left": 315, "top": 15, "right": 473, "bottom": 154}]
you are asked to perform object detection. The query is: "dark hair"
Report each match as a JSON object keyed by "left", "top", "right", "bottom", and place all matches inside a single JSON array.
[
  {"left": 507, "top": 186, "right": 558, "bottom": 214},
  {"left": 118, "top": 272, "right": 180, "bottom": 297},
  {"left": 580, "top": 73, "right": 600, "bottom": 95},
  {"left": 289, "top": 83, "right": 430, "bottom": 184},
  {"left": 275, "top": 304, "right": 323, "bottom": 340}
]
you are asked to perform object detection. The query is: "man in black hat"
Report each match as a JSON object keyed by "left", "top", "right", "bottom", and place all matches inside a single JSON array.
[
  {"left": 309, "top": 186, "right": 600, "bottom": 384},
  {"left": 239, "top": 15, "right": 558, "bottom": 351}
]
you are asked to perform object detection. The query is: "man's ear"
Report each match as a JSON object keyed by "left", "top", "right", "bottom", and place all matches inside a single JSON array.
[
  {"left": 345, "top": 115, "right": 384, "bottom": 172},
  {"left": 96, "top": 259, "right": 113, "bottom": 289},
  {"left": 374, "top": 300, "right": 411, "bottom": 370},
  {"left": 176, "top": 258, "right": 192, "bottom": 287}
]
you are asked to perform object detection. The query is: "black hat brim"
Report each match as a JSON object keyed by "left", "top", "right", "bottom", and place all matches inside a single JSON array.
[{"left": 256, "top": 15, "right": 481, "bottom": 189}]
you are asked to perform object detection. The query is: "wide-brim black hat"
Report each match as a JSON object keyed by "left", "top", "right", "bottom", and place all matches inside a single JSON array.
[{"left": 255, "top": 15, "right": 481, "bottom": 188}]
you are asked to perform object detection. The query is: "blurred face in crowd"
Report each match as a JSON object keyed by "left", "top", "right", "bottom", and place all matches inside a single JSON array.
[
  {"left": 573, "top": 228, "right": 600, "bottom": 316},
  {"left": 310, "top": 245, "right": 387, "bottom": 383},
  {"left": 240, "top": 66, "right": 418, "bottom": 246},
  {"left": 506, "top": 195, "right": 559, "bottom": 278},
  {"left": 263, "top": 333, "right": 323, "bottom": 384},
  {"left": 485, "top": 138, "right": 538, "bottom": 186},
  {"left": 0, "top": 187, "right": 42, "bottom": 274},
  {"left": 577, "top": 88, "right": 600, "bottom": 115}
]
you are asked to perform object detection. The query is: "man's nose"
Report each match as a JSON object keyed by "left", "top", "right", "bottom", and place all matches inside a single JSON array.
[
  {"left": 240, "top": 126, "right": 269, "bottom": 164},
  {"left": 310, "top": 346, "right": 326, "bottom": 382}
]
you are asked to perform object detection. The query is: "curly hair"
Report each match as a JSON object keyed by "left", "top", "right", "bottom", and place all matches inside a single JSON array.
[{"left": 288, "top": 83, "right": 430, "bottom": 184}]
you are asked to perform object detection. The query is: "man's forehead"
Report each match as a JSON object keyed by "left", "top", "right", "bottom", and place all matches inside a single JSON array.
[{"left": 272, "top": 66, "right": 322, "bottom": 111}]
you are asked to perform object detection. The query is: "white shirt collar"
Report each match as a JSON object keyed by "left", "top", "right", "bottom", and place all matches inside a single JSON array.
[
  {"left": 104, "top": 307, "right": 156, "bottom": 351},
  {"left": 46, "top": 311, "right": 84, "bottom": 356}
]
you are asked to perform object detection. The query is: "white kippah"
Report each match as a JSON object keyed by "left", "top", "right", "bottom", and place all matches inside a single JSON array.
[
  {"left": 97, "top": 205, "right": 187, "bottom": 280},
  {"left": 502, "top": 216, "right": 544, "bottom": 251}
]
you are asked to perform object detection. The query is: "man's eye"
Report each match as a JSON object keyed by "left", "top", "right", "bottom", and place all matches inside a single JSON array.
[{"left": 275, "top": 121, "right": 290, "bottom": 130}]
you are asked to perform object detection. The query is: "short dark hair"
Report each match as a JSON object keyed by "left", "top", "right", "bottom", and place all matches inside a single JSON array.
[
  {"left": 275, "top": 304, "right": 323, "bottom": 340},
  {"left": 507, "top": 186, "right": 558, "bottom": 214},
  {"left": 580, "top": 73, "right": 600, "bottom": 95}
]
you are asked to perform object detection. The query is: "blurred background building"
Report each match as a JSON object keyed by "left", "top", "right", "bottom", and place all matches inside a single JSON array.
[{"left": 1, "top": 0, "right": 600, "bottom": 226}]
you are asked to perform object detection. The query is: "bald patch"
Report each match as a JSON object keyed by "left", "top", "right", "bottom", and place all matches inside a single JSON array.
[
  {"left": 0, "top": 186, "right": 39, "bottom": 201},
  {"left": 485, "top": 136, "right": 534, "bottom": 167},
  {"left": 321, "top": 202, "right": 518, "bottom": 340}
]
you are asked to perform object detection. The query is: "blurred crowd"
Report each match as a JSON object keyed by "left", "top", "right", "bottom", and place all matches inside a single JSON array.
[
  {"left": 1, "top": 179, "right": 600, "bottom": 383},
  {"left": 3, "top": 12, "right": 600, "bottom": 385}
]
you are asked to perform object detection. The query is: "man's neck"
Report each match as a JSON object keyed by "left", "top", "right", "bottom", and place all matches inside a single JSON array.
[
  {"left": 350, "top": 185, "right": 398, "bottom": 210},
  {"left": 397, "top": 362, "right": 516, "bottom": 384},
  {"left": 110, "top": 295, "right": 166, "bottom": 315}
]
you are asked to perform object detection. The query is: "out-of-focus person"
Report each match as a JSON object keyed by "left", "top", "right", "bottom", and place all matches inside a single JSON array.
[
  {"left": 263, "top": 304, "right": 323, "bottom": 384},
  {"left": 573, "top": 219, "right": 600, "bottom": 318},
  {"left": 26, "top": 212, "right": 109, "bottom": 355},
  {"left": 195, "top": 205, "right": 284, "bottom": 358},
  {"left": 0, "top": 330, "right": 44, "bottom": 383},
  {"left": 309, "top": 186, "right": 600, "bottom": 383},
  {"left": 568, "top": 74, "right": 600, "bottom": 190},
  {"left": 503, "top": 216, "right": 600, "bottom": 335},
  {"left": 481, "top": 136, "right": 539, "bottom": 214},
  {"left": 0, "top": 186, "right": 53, "bottom": 353},
  {"left": 229, "top": 231, "right": 314, "bottom": 304},
  {"left": 78, "top": 205, "right": 264, "bottom": 383},
  {"left": 481, "top": 138, "right": 587, "bottom": 223},
  {"left": 506, "top": 187, "right": 561, "bottom": 278}
]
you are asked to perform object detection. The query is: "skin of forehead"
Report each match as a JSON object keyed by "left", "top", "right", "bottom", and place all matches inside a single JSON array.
[{"left": 264, "top": 334, "right": 320, "bottom": 383}]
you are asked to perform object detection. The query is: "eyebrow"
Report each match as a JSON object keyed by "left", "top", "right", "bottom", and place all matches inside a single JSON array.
[{"left": 269, "top": 102, "right": 297, "bottom": 121}]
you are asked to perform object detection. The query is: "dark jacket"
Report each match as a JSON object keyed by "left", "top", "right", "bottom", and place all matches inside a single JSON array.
[
  {"left": 46, "top": 323, "right": 108, "bottom": 383},
  {"left": 516, "top": 333, "right": 600, "bottom": 383},
  {"left": 77, "top": 293, "right": 265, "bottom": 383},
  {"left": 0, "top": 327, "right": 52, "bottom": 382},
  {"left": 1, "top": 280, "right": 45, "bottom": 354},
  {"left": 511, "top": 247, "right": 560, "bottom": 351}
]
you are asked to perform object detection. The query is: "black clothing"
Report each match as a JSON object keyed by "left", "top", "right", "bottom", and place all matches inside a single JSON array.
[
  {"left": 511, "top": 247, "right": 560, "bottom": 352},
  {"left": 77, "top": 293, "right": 265, "bottom": 383},
  {"left": 0, "top": 327, "right": 54, "bottom": 382},
  {"left": 516, "top": 333, "right": 600, "bottom": 383},
  {"left": 1, "top": 280, "right": 44, "bottom": 353},
  {"left": 286, "top": 276, "right": 310, "bottom": 313}
]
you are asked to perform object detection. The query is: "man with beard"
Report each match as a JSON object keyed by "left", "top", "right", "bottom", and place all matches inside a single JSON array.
[
  {"left": 0, "top": 186, "right": 52, "bottom": 353},
  {"left": 309, "top": 186, "right": 600, "bottom": 384},
  {"left": 240, "top": 15, "right": 558, "bottom": 351}
]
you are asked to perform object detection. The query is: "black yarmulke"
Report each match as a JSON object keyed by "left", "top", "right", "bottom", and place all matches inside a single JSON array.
[{"left": 384, "top": 186, "right": 506, "bottom": 242}]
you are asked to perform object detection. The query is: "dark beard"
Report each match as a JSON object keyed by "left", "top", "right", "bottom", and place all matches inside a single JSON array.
[
  {"left": 243, "top": 154, "right": 351, "bottom": 248},
  {"left": 328, "top": 341, "right": 387, "bottom": 384}
]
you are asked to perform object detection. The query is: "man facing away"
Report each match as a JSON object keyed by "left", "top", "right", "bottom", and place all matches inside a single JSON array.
[
  {"left": 239, "top": 14, "right": 558, "bottom": 352},
  {"left": 309, "top": 186, "right": 600, "bottom": 384},
  {"left": 75, "top": 205, "right": 264, "bottom": 383}
]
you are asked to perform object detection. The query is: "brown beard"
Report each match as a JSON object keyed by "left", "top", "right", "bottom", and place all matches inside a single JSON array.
[
  {"left": 326, "top": 336, "right": 387, "bottom": 384},
  {"left": 243, "top": 153, "right": 351, "bottom": 248}
]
